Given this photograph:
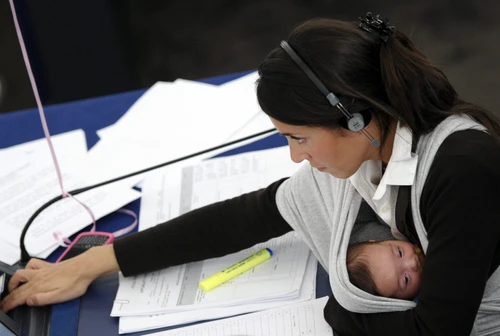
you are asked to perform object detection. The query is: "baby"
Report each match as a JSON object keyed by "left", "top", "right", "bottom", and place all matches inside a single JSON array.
[{"left": 347, "top": 240, "right": 425, "bottom": 300}]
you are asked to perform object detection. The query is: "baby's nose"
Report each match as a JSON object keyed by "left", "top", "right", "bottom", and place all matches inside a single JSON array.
[{"left": 403, "top": 255, "right": 419, "bottom": 271}]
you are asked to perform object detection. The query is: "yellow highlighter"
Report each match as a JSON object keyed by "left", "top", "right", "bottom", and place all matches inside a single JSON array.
[{"left": 199, "top": 248, "right": 273, "bottom": 292}]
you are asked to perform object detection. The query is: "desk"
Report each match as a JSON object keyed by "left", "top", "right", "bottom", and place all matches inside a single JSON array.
[{"left": 0, "top": 71, "right": 332, "bottom": 335}]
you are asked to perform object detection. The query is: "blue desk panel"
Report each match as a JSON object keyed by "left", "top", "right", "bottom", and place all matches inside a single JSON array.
[{"left": 0, "top": 70, "right": 332, "bottom": 335}]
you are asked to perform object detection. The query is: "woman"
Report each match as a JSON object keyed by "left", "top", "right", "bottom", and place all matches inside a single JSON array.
[{"left": 2, "top": 13, "right": 500, "bottom": 335}]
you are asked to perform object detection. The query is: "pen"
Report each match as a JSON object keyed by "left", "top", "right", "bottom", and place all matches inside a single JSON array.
[{"left": 199, "top": 248, "right": 273, "bottom": 292}]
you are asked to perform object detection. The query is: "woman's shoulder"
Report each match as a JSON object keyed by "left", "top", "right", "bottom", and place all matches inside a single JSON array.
[
  {"left": 439, "top": 128, "right": 500, "bottom": 151},
  {"left": 421, "top": 130, "right": 500, "bottom": 202},
  {"left": 420, "top": 129, "right": 500, "bottom": 236},
  {"left": 434, "top": 129, "right": 500, "bottom": 171}
]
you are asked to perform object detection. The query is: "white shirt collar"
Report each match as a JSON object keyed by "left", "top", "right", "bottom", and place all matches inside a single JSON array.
[{"left": 349, "top": 121, "right": 418, "bottom": 201}]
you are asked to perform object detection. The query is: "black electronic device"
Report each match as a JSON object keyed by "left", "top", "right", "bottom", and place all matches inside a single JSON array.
[
  {"left": 0, "top": 265, "right": 51, "bottom": 336},
  {"left": 56, "top": 231, "right": 114, "bottom": 263}
]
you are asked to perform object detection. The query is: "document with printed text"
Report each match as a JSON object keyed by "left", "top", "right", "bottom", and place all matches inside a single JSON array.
[
  {"left": 145, "top": 297, "right": 333, "bottom": 336},
  {"left": 112, "top": 232, "right": 310, "bottom": 316},
  {"left": 113, "top": 146, "right": 309, "bottom": 316},
  {"left": 0, "top": 159, "right": 140, "bottom": 265},
  {"left": 138, "top": 146, "right": 301, "bottom": 231},
  {"left": 118, "top": 256, "right": 317, "bottom": 334}
]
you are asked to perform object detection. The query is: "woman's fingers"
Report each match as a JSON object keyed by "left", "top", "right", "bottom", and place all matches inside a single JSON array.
[
  {"left": 0, "top": 279, "right": 36, "bottom": 313},
  {"left": 1, "top": 269, "right": 52, "bottom": 312},
  {"left": 7, "top": 268, "right": 36, "bottom": 292},
  {"left": 1, "top": 260, "right": 90, "bottom": 313},
  {"left": 0, "top": 246, "right": 118, "bottom": 313},
  {"left": 25, "top": 258, "right": 51, "bottom": 270},
  {"left": 1, "top": 274, "right": 89, "bottom": 313},
  {"left": 8, "top": 258, "right": 54, "bottom": 293},
  {"left": 26, "top": 287, "right": 85, "bottom": 307}
]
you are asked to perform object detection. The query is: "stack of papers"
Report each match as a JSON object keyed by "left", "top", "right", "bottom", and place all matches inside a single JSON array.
[
  {"left": 0, "top": 73, "right": 319, "bottom": 335},
  {"left": 0, "top": 72, "right": 273, "bottom": 266},
  {"left": 0, "top": 130, "right": 141, "bottom": 265},
  {"left": 116, "top": 233, "right": 317, "bottom": 334},
  {"left": 114, "top": 147, "right": 318, "bottom": 334},
  {"left": 85, "top": 72, "right": 276, "bottom": 188},
  {"left": 146, "top": 296, "right": 333, "bottom": 336}
]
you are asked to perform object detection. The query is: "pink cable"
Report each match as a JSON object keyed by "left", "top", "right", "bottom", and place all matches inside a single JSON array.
[
  {"left": 53, "top": 208, "right": 137, "bottom": 247},
  {"left": 53, "top": 232, "right": 72, "bottom": 247},
  {"left": 9, "top": 0, "right": 97, "bottom": 234},
  {"left": 9, "top": 1, "right": 139, "bottom": 248},
  {"left": 113, "top": 209, "right": 138, "bottom": 237}
]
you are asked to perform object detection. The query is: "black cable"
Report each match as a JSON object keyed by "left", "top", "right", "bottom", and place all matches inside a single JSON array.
[{"left": 19, "top": 128, "right": 277, "bottom": 264}]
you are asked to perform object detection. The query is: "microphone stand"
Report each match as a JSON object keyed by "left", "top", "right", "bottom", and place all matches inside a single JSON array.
[{"left": 18, "top": 128, "right": 277, "bottom": 264}]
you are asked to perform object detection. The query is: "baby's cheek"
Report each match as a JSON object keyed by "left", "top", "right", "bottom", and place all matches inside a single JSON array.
[{"left": 413, "top": 274, "right": 422, "bottom": 292}]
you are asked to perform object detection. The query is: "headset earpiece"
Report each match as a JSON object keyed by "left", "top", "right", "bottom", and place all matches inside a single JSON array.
[
  {"left": 279, "top": 40, "right": 380, "bottom": 147},
  {"left": 347, "top": 113, "right": 365, "bottom": 132}
]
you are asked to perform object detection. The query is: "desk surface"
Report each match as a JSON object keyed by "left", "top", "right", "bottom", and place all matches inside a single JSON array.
[{"left": 0, "top": 70, "right": 332, "bottom": 336}]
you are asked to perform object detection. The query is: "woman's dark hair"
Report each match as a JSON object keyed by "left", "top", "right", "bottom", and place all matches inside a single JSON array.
[
  {"left": 256, "top": 18, "right": 500, "bottom": 147},
  {"left": 346, "top": 242, "right": 379, "bottom": 296}
]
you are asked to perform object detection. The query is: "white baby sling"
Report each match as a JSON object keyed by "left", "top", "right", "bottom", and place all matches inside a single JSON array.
[{"left": 276, "top": 115, "right": 500, "bottom": 335}]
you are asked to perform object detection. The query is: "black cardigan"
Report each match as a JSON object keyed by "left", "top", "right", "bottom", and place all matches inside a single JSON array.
[{"left": 114, "top": 129, "right": 500, "bottom": 336}]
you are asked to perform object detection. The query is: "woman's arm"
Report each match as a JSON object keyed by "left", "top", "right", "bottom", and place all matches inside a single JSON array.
[
  {"left": 325, "top": 130, "right": 500, "bottom": 335},
  {"left": 114, "top": 177, "right": 292, "bottom": 276},
  {"left": 1, "top": 178, "right": 292, "bottom": 312}
]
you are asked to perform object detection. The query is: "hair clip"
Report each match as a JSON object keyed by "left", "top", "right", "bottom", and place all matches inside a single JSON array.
[{"left": 359, "top": 12, "right": 395, "bottom": 43}]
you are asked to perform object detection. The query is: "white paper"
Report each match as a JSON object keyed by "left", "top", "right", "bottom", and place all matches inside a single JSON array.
[
  {"left": 88, "top": 77, "right": 273, "bottom": 188},
  {"left": 138, "top": 146, "right": 298, "bottom": 231},
  {"left": 144, "top": 296, "right": 333, "bottom": 336},
  {"left": 85, "top": 129, "right": 277, "bottom": 190},
  {"left": 0, "top": 243, "right": 21, "bottom": 266},
  {"left": 215, "top": 71, "right": 275, "bottom": 143},
  {"left": 112, "top": 232, "right": 310, "bottom": 317},
  {"left": 0, "top": 129, "right": 87, "bottom": 165},
  {"left": 0, "top": 129, "right": 94, "bottom": 263},
  {"left": 0, "top": 160, "right": 141, "bottom": 265},
  {"left": 218, "top": 71, "right": 258, "bottom": 89},
  {"left": 97, "top": 80, "right": 211, "bottom": 140},
  {"left": 118, "top": 256, "right": 317, "bottom": 334},
  {"left": 225, "top": 111, "right": 275, "bottom": 144},
  {"left": 92, "top": 81, "right": 217, "bottom": 142}
]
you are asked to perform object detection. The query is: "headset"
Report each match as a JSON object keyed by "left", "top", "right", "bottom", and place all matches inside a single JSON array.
[{"left": 280, "top": 41, "right": 380, "bottom": 148}]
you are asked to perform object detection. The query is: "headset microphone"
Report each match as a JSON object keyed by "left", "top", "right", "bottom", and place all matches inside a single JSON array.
[{"left": 280, "top": 41, "right": 380, "bottom": 148}]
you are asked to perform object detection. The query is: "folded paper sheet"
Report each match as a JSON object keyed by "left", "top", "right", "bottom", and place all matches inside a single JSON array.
[
  {"left": 0, "top": 130, "right": 140, "bottom": 265},
  {"left": 146, "top": 296, "right": 333, "bottom": 336},
  {"left": 113, "top": 146, "right": 318, "bottom": 333}
]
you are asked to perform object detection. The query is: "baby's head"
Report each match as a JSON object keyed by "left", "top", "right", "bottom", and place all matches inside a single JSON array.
[{"left": 347, "top": 240, "right": 424, "bottom": 300}]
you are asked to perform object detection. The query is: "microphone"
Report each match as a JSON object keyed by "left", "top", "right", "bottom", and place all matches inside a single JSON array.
[{"left": 19, "top": 128, "right": 278, "bottom": 264}]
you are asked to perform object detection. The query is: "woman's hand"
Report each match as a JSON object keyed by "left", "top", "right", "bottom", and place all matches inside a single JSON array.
[{"left": 0, "top": 244, "right": 119, "bottom": 313}]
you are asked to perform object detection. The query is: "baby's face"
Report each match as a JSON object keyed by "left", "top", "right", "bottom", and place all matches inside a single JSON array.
[{"left": 363, "top": 240, "right": 424, "bottom": 300}]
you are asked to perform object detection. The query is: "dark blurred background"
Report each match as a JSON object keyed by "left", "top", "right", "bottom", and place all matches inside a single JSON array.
[{"left": 0, "top": 0, "right": 499, "bottom": 115}]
